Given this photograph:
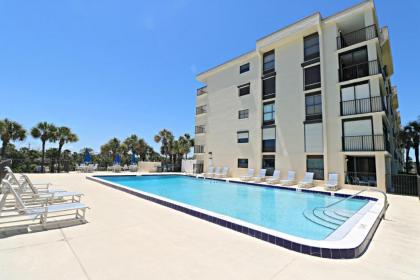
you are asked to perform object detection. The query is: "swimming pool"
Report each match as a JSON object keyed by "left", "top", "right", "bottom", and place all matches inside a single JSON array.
[
  {"left": 90, "top": 175, "right": 385, "bottom": 258},
  {"left": 94, "top": 175, "right": 374, "bottom": 239}
]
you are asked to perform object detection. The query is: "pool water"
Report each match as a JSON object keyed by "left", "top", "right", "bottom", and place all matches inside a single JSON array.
[{"left": 97, "top": 175, "right": 368, "bottom": 240}]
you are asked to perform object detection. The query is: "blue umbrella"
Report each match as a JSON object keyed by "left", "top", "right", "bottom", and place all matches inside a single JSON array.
[
  {"left": 130, "top": 154, "right": 137, "bottom": 165},
  {"left": 84, "top": 149, "right": 92, "bottom": 164},
  {"left": 114, "top": 154, "right": 121, "bottom": 165}
]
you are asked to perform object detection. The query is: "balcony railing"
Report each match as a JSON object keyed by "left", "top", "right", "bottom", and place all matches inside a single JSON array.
[
  {"left": 195, "top": 105, "right": 207, "bottom": 115},
  {"left": 195, "top": 125, "right": 205, "bottom": 134},
  {"left": 340, "top": 96, "right": 385, "bottom": 116},
  {"left": 196, "top": 86, "right": 207, "bottom": 96},
  {"left": 345, "top": 171, "right": 377, "bottom": 187},
  {"left": 337, "top": 25, "right": 377, "bottom": 49},
  {"left": 342, "top": 134, "right": 388, "bottom": 151},
  {"left": 338, "top": 60, "right": 381, "bottom": 82}
]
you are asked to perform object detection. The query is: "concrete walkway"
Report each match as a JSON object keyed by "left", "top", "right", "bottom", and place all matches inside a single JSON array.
[{"left": 0, "top": 173, "right": 419, "bottom": 280}]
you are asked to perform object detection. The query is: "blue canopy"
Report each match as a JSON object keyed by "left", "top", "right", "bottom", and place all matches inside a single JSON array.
[
  {"left": 114, "top": 154, "right": 121, "bottom": 165},
  {"left": 130, "top": 153, "right": 137, "bottom": 165},
  {"left": 83, "top": 149, "right": 92, "bottom": 164}
]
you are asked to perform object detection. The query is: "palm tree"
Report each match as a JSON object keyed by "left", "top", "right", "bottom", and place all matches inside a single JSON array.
[
  {"left": 0, "top": 119, "right": 27, "bottom": 158},
  {"left": 53, "top": 127, "right": 78, "bottom": 172},
  {"left": 408, "top": 120, "right": 420, "bottom": 174},
  {"left": 154, "top": 129, "right": 174, "bottom": 163},
  {"left": 124, "top": 134, "right": 139, "bottom": 155},
  {"left": 134, "top": 138, "right": 148, "bottom": 161},
  {"left": 31, "top": 122, "right": 57, "bottom": 173},
  {"left": 100, "top": 138, "right": 121, "bottom": 164}
]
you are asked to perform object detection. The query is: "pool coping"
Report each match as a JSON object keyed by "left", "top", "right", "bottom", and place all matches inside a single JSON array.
[{"left": 87, "top": 174, "right": 385, "bottom": 259}]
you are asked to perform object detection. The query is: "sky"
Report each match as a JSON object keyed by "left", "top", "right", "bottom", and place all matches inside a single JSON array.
[{"left": 0, "top": 0, "right": 419, "bottom": 153}]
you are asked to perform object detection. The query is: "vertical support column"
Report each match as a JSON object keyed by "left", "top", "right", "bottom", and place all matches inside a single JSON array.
[
  {"left": 317, "top": 15, "right": 328, "bottom": 181},
  {"left": 375, "top": 153, "right": 387, "bottom": 192}
]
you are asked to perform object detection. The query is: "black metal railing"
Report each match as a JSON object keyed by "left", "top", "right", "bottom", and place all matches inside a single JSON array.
[
  {"left": 337, "top": 25, "right": 377, "bottom": 49},
  {"left": 197, "top": 86, "right": 207, "bottom": 96},
  {"left": 340, "top": 96, "right": 385, "bottom": 116},
  {"left": 339, "top": 60, "right": 381, "bottom": 82},
  {"left": 345, "top": 171, "right": 377, "bottom": 187},
  {"left": 195, "top": 125, "right": 205, "bottom": 134},
  {"left": 386, "top": 174, "right": 420, "bottom": 197},
  {"left": 195, "top": 105, "right": 207, "bottom": 115},
  {"left": 342, "top": 134, "right": 387, "bottom": 151}
]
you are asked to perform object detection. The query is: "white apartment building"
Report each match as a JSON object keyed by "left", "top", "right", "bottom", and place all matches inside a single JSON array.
[{"left": 194, "top": 0, "right": 402, "bottom": 192}]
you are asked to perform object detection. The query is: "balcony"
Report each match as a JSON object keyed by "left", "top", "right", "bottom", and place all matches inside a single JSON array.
[
  {"left": 338, "top": 60, "right": 381, "bottom": 82},
  {"left": 342, "top": 134, "right": 389, "bottom": 151},
  {"left": 196, "top": 86, "right": 207, "bottom": 96},
  {"left": 340, "top": 96, "right": 385, "bottom": 116},
  {"left": 337, "top": 25, "right": 377, "bottom": 49}
]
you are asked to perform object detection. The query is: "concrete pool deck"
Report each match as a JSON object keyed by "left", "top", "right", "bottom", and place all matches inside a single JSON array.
[{"left": 0, "top": 172, "right": 419, "bottom": 279}]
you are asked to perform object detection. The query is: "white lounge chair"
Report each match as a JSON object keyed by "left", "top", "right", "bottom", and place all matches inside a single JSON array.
[
  {"left": 208, "top": 167, "right": 220, "bottom": 178},
  {"left": 280, "top": 171, "right": 296, "bottom": 186},
  {"left": 215, "top": 166, "right": 229, "bottom": 178},
  {"left": 240, "top": 168, "right": 254, "bottom": 181},
  {"left": 0, "top": 180, "right": 88, "bottom": 227},
  {"left": 3, "top": 169, "right": 62, "bottom": 195},
  {"left": 266, "top": 170, "right": 281, "bottom": 184},
  {"left": 252, "top": 169, "right": 267, "bottom": 182},
  {"left": 298, "top": 172, "right": 315, "bottom": 188},
  {"left": 204, "top": 166, "right": 215, "bottom": 177},
  {"left": 324, "top": 173, "right": 339, "bottom": 191}
]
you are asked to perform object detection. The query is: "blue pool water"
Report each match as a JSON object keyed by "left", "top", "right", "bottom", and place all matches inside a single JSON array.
[{"left": 97, "top": 175, "right": 369, "bottom": 240}]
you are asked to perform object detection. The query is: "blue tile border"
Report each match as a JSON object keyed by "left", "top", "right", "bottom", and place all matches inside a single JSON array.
[{"left": 87, "top": 175, "right": 383, "bottom": 259}]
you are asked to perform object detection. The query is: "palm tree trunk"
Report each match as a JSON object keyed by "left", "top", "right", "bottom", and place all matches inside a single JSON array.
[
  {"left": 1, "top": 140, "right": 7, "bottom": 158},
  {"left": 405, "top": 145, "right": 410, "bottom": 172},
  {"left": 415, "top": 145, "right": 420, "bottom": 175},
  {"left": 57, "top": 145, "right": 63, "bottom": 173},
  {"left": 41, "top": 141, "right": 46, "bottom": 173}
]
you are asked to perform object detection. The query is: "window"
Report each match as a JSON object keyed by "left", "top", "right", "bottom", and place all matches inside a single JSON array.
[
  {"left": 341, "top": 82, "right": 378, "bottom": 115},
  {"left": 305, "top": 93, "right": 322, "bottom": 120},
  {"left": 339, "top": 47, "right": 369, "bottom": 81},
  {"left": 343, "top": 118, "right": 372, "bottom": 137},
  {"left": 263, "top": 50, "right": 275, "bottom": 74},
  {"left": 195, "top": 125, "right": 205, "bottom": 134},
  {"left": 262, "top": 75, "right": 275, "bottom": 99},
  {"left": 262, "top": 155, "right": 275, "bottom": 176},
  {"left": 304, "top": 33, "right": 319, "bottom": 62},
  {"left": 238, "top": 109, "right": 249, "bottom": 119},
  {"left": 237, "top": 131, "right": 249, "bottom": 143},
  {"left": 263, "top": 102, "right": 275, "bottom": 125},
  {"left": 305, "top": 123, "right": 323, "bottom": 153},
  {"left": 339, "top": 47, "right": 368, "bottom": 68},
  {"left": 304, "top": 65, "right": 321, "bottom": 90},
  {"left": 194, "top": 145, "right": 205, "bottom": 154},
  {"left": 307, "top": 155, "right": 324, "bottom": 180},
  {"left": 238, "top": 158, "right": 248, "bottom": 168},
  {"left": 196, "top": 105, "right": 207, "bottom": 115},
  {"left": 238, "top": 83, "right": 250, "bottom": 96},
  {"left": 342, "top": 118, "right": 374, "bottom": 151},
  {"left": 262, "top": 127, "right": 276, "bottom": 152},
  {"left": 240, "top": 63, "right": 250, "bottom": 74}
]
